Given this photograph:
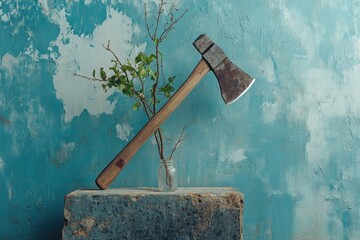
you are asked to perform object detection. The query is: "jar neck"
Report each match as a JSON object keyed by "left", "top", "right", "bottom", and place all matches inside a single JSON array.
[{"left": 160, "top": 158, "right": 174, "bottom": 166}]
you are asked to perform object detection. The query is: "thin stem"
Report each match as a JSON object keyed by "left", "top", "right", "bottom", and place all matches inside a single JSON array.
[
  {"left": 169, "top": 121, "right": 192, "bottom": 159},
  {"left": 73, "top": 73, "right": 104, "bottom": 82},
  {"left": 102, "top": 41, "right": 123, "bottom": 67},
  {"left": 153, "top": 0, "right": 164, "bottom": 40},
  {"left": 102, "top": 41, "right": 130, "bottom": 82},
  {"left": 159, "top": 9, "right": 188, "bottom": 42},
  {"left": 144, "top": 3, "right": 154, "bottom": 41}
]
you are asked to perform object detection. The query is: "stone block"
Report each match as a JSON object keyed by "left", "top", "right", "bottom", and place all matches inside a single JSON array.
[{"left": 62, "top": 187, "right": 244, "bottom": 240}]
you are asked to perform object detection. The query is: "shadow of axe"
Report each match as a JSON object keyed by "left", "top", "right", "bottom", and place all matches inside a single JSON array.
[{"left": 96, "top": 34, "right": 256, "bottom": 190}]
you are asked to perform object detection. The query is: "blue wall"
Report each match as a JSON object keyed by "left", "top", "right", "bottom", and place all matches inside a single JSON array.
[{"left": 1, "top": 0, "right": 360, "bottom": 239}]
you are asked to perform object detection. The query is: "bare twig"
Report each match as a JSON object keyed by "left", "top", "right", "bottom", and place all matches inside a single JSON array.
[
  {"left": 169, "top": 121, "right": 192, "bottom": 159},
  {"left": 144, "top": 3, "right": 154, "bottom": 41},
  {"left": 159, "top": 8, "right": 188, "bottom": 42},
  {"left": 102, "top": 40, "right": 124, "bottom": 67},
  {"left": 73, "top": 73, "right": 104, "bottom": 82},
  {"left": 153, "top": 0, "right": 165, "bottom": 40}
]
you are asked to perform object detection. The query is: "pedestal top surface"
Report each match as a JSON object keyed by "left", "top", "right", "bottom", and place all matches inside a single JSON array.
[{"left": 67, "top": 187, "right": 243, "bottom": 197}]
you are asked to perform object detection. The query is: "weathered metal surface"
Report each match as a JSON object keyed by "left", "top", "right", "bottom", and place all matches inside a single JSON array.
[
  {"left": 203, "top": 44, "right": 227, "bottom": 70},
  {"left": 62, "top": 187, "right": 244, "bottom": 240},
  {"left": 193, "top": 34, "right": 214, "bottom": 54},
  {"left": 193, "top": 34, "right": 255, "bottom": 104},
  {"left": 214, "top": 58, "right": 255, "bottom": 104}
]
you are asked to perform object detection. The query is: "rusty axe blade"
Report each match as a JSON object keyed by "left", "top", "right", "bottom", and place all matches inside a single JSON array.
[
  {"left": 193, "top": 34, "right": 255, "bottom": 104},
  {"left": 95, "top": 34, "right": 255, "bottom": 189}
]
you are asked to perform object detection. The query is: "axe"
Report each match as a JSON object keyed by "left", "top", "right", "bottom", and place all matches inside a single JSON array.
[{"left": 96, "top": 34, "right": 255, "bottom": 189}]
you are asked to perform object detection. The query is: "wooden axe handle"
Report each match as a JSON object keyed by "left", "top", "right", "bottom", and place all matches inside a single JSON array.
[{"left": 96, "top": 59, "right": 210, "bottom": 189}]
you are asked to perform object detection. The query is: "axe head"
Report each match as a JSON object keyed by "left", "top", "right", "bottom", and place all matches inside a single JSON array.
[{"left": 193, "top": 34, "right": 255, "bottom": 104}]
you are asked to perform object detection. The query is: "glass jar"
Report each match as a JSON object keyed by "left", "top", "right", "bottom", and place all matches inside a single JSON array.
[{"left": 158, "top": 158, "right": 177, "bottom": 192}]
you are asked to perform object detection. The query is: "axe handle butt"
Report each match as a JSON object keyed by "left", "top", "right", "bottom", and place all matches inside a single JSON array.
[{"left": 96, "top": 59, "right": 210, "bottom": 189}]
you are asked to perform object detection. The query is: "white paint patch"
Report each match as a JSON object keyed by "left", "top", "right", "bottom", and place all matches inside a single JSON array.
[
  {"left": 230, "top": 148, "right": 247, "bottom": 163},
  {"left": 7, "top": 181, "right": 13, "bottom": 201},
  {"left": 271, "top": 1, "right": 320, "bottom": 60},
  {"left": 0, "top": 157, "right": 5, "bottom": 173},
  {"left": 151, "top": 135, "right": 158, "bottom": 145},
  {"left": 61, "top": 142, "right": 75, "bottom": 153},
  {"left": 0, "top": 92, "right": 4, "bottom": 108},
  {"left": 262, "top": 102, "right": 279, "bottom": 124},
  {"left": 116, "top": 123, "right": 133, "bottom": 141},
  {"left": 0, "top": 10, "right": 9, "bottom": 23},
  {"left": 26, "top": 98, "right": 46, "bottom": 137},
  {"left": 262, "top": 58, "right": 276, "bottom": 83},
  {"left": 354, "top": 38, "right": 360, "bottom": 57},
  {"left": 1, "top": 53, "right": 20, "bottom": 79},
  {"left": 287, "top": 173, "right": 332, "bottom": 239},
  {"left": 320, "top": 0, "right": 344, "bottom": 9},
  {"left": 85, "top": 0, "right": 93, "bottom": 5},
  {"left": 0, "top": 0, "right": 18, "bottom": 24},
  {"left": 48, "top": 8, "right": 146, "bottom": 122},
  {"left": 38, "top": 0, "right": 50, "bottom": 16}
]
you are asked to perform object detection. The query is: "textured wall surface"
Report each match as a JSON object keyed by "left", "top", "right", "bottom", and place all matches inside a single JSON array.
[{"left": 1, "top": 0, "right": 360, "bottom": 239}]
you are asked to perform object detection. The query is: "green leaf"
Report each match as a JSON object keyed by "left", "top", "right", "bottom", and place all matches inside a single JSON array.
[
  {"left": 146, "top": 54, "right": 156, "bottom": 64},
  {"left": 141, "top": 53, "right": 148, "bottom": 63},
  {"left": 92, "top": 69, "right": 96, "bottom": 78},
  {"left": 154, "top": 38, "right": 159, "bottom": 45},
  {"left": 100, "top": 68, "right": 107, "bottom": 80},
  {"left": 118, "top": 84, "right": 126, "bottom": 91},
  {"left": 160, "top": 83, "right": 175, "bottom": 98},
  {"left": 139, "top": 68, "right": 147, "bottom": 78},
  {"left": 121, "top": 65, "right": 135, "bottom": 72},
  {"left": 161, "top": 84, "right": 175, "bottom": 92},
  {"left": 109, "top": 66, "right": 119, "bottom": 76},
  {"left": 168, "top": 76, "right": 176, "bottom": 83},
  {"left": 132, "top": 102, "right": 141, "bottom": 111},
  {"left": 135, "top": 52, "right": 148, "bottom": 65},
  {"left": 135, "top": 53, "right": 143, "bottom": 64}
]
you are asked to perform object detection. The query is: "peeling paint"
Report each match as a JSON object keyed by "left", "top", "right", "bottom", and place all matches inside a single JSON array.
[
  {"left": 38, "top": 0, "right": 50, "bottom": 16},
  {"left": 49, "top": 8, "right": 146, "bottom": 122},
  {"left": 2, "top": 0, "right": 360, "bottom": 239},
  {"left": 1, "top": 53, "right": 20, "bottom": 79},
  {"left": 116, "top": 123, "right": 133, "bottom": 141}
]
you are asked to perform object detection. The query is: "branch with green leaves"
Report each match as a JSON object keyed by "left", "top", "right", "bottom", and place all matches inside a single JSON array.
[{"left": 74, "top": 0, "right": 189, "bottom": 160}]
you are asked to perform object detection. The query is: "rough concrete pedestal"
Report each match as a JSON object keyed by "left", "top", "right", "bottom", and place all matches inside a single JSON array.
[{"left": 62, "top": 187, "right": 244, "bottom": 240}]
